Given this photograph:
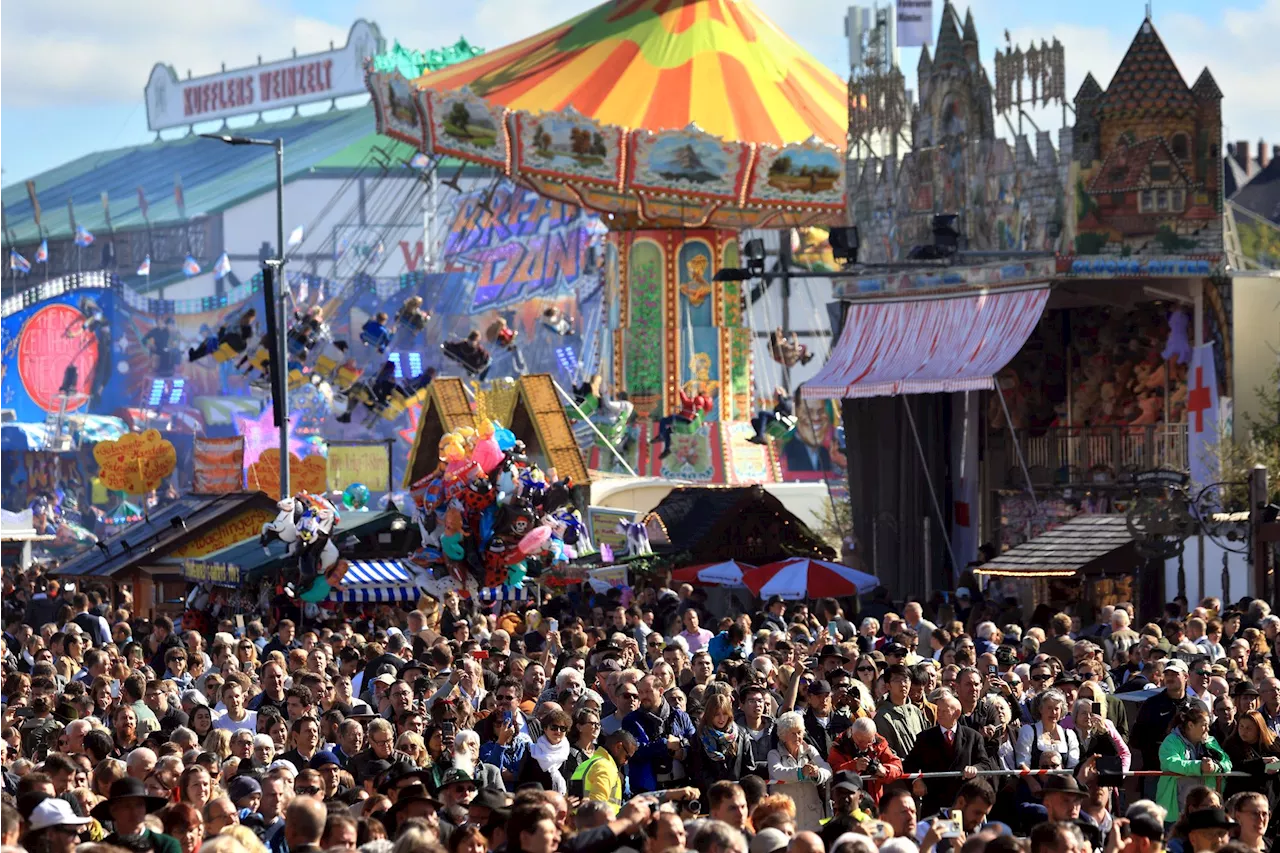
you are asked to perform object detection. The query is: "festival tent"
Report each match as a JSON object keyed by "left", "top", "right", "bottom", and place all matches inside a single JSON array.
[
  {"left": 670, "top": 559, "right": 754, "bottom": 587},
  {"left": 741, "top": 557, "right": 880, "bottom": 599}
]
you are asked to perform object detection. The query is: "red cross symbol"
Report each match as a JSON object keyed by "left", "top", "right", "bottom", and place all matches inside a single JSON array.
[{"left": 1187, "top": 366, "right": 1213, "bottom": 432}]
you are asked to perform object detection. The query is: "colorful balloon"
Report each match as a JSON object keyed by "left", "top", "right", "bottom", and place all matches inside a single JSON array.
[{"left": 342, "top": 483, "right": 370, "bottom": 510}]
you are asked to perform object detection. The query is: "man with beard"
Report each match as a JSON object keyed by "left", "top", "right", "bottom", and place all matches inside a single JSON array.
[{"left": 623, "top": 674, "right": 695, "bottom": 792}]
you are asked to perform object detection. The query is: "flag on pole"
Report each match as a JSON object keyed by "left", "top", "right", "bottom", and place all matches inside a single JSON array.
[
  {"left": 67, "top": 199, "right": 78, "bottom": 235},
  {"left": 1187, "top": 342, "right": 1222, "bottom": 489},
  {"left": 74, "top": 225, "right": 95, "bottom": 247},
  {"left": 213, "top": 252, "right": 232, "bottom": 280},
  {"left": 182, "top": 255, "right": 201, "bottom": 276},
  {"left": 287, "top": 226, "right": 304, "bottom": 248},
  {"left": 137, "top": 187, "right": 150, "bottom": 220},
  {"left": 10, "top": 250, "right": 31, "bottom": 273},
  {"left": 35, "top": 240, "right": 48, "bottom": 263},
  {"left": 137, "top": 255, "right": 151, "bottom": 276}
]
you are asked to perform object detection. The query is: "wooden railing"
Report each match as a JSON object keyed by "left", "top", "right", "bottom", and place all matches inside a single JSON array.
[{"left": 995, "top": 423, "right": 1189, "bottom": 482}]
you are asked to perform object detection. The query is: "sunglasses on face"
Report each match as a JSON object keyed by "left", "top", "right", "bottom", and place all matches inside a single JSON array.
[
  {"left": 856, "top": 666, "right": 875, "bottom": 673},
  {"left": 296, "top": 786, "right": 321, "bottom": 796},
  {"left": 546, "top": 724, "right": 568, "bottom": 733}
]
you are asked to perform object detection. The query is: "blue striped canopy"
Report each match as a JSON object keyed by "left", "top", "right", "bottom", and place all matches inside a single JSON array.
[
  {"left": 329, "top": 560, "right": 418, "bottom": 603},
  {"left": 477, "top": 585, "right": 532, "bottom": 602}
]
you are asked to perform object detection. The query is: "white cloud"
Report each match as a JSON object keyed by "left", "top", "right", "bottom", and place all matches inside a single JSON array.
[{"left": 1, "top": 0, "right": 349, "bottom": 108}]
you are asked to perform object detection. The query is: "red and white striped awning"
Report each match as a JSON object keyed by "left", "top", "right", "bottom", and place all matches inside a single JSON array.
[{"left": 802, "top": 287, "right": 1050, "bottom": 400}]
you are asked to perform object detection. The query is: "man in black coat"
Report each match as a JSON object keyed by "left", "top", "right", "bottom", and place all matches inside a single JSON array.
[
  {"left": 1133, "top": 659, "right": 1193, "bottom": 773},
  {"left": 904, "top": 691, "right": 997, "bottom": 818},
  {"left": 802, "top": 679, "right": 851, "bottom": 757}
]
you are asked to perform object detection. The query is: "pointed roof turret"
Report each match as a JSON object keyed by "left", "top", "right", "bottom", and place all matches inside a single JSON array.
[
  {"left": 963, "top": 8, "right": 978, "bottom": 43},
  {"left": 1100, "top": 17, "right": 1194, "bottom": 116},
  {"left": 1075, "top": 72, "right": 1103, "bottom": 102},
  {"left": 934, "top": 2, "right": 966, "bottom": 69},
  {"left": 918, "top": 43, "right": 933, "bottom": 75},
  {"left": 1192, "top": 68, "right": 1223, "bottom": 100}
]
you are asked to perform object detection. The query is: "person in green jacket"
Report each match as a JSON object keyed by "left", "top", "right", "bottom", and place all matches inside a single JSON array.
[{"left": 1157, "top": 703, "right": 1232, "bottom": 824}]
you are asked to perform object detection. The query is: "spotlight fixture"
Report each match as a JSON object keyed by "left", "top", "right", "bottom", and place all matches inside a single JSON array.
[
  {"left": 743, "top": 238, "right": 767, "bottom": 276},
  {"left": 170, "top": 516, "right": 187, "bottom": 531},
  {"left": 907, "top": 213, "right": 963, "bottom": 260},
  {"left": 828, "top": 226, "right": 860, "bottom": 265}
]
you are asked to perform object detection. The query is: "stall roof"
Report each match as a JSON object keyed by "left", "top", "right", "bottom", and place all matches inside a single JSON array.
[
  {"left": 172, "top": 509, "right": 415, "bottom": 580},
  {"left": 54, "top": 492, "right": 278, "bottom": 578},
  {"left": 645, "top": 485, "right": 833, "bottom": 561},
  {"left": 973, "top": 514, "right": 1139, "bottom": 577}
]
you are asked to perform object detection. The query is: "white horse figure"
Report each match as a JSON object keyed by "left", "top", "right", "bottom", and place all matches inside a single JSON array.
[
  {"left": 260, "top": 493, "right": 340, "bottom": 583},
  {"left": 615, "top": 519, "right": 652, "bottom": 557}
]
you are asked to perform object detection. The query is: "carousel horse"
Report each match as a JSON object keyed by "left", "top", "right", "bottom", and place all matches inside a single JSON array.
[
  {"left": 615, "top": 519, "right": 652, "bottom": 557},
  {"left": 259, "top": 493, "right": 342, "bottom": 594}
]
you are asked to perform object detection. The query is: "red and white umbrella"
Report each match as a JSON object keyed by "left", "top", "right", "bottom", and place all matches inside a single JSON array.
[
  {"left": 670, "top": 560, "right": 755, "bottom": 587},
  {"left": 742, "top": 558, "right": 879, "bottom": 600}
]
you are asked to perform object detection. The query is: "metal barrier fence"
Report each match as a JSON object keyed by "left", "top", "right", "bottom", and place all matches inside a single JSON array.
[{"left": 771, "top": 768, "right": 1249, "bottom": 783}]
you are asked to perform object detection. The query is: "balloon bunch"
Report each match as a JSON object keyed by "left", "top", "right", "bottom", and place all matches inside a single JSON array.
[{"left": 409, "top": 418, "right": 590, "bottom": 593}]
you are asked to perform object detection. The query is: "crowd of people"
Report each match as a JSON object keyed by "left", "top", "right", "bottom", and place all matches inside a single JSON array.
[{"left": 4, "top": 567, "right": 1280, "bottom": 853}]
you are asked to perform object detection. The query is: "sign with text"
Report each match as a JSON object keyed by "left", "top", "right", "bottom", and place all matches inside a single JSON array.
[
  {"left": 144, "top": 20, "right": 383, "bottom": 131},
  {"left": 193, "top": 436, "right": 245, "bottom": 494},
  {"left": 327, "top": 441, "right": 392, "bottom": 493},
  {"left": 181, "top": 559, "right": 240, "bottom": 587},
  {"left": 896, "top": 0, "right": 934, "bottom": 47},
  {"left": 169, "top": 508, "right": 277, "bottom": 558}
]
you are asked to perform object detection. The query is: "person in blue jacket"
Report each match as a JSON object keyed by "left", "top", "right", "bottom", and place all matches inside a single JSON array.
[
  {"left": 623, "top": 674, "right": 695, "bottom": 793},
  {"left": 708, "top": 624, "right": 749, "bottom": 668}
]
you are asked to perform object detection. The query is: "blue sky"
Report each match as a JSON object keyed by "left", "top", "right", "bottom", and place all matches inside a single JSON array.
[{"left": 2, "top": 0, "right": 1276, "bottom": 186}]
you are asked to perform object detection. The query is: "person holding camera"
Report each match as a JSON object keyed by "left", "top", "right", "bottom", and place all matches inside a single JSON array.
[{"left": 827, "top": 717, "right": 902, "bottom": 804}]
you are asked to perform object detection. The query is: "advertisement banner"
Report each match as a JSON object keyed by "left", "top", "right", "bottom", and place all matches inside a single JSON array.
[
  {"left": 586, "top": 507, "right": 637, "bottom": 556},
  {"left": 897, "top": 0, "right": 934, "bottom": 47},
  {"left": 169, "top": 508, "right": 278, "bottom": 558},
  {"left": 327, "top": 441, "right": 392, "bottom": 493},
  {"left": 193, "top": 436, "right": 245, "bottom": 494},
  {"left": 181, "top": 559, "right": 240, "bottom": 587}
]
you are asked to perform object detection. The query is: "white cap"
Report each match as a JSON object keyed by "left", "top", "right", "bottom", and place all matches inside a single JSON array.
[
  {"left": 372, "top": 673, "right": 396, "bottom": 686},
  {"left": 267, "top": 760, "right": 298, "bottom": 777},
  {"left": 28, "top": 798, "right": 93, "bottom": 832},
  {"left": 1163, "top": 659, "right": 1189, "bottom": 675}
]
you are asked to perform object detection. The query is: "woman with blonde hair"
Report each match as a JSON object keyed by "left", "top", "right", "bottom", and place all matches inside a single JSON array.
[
  {"left": 234, "top": 639, "right": 258, "bottom": 671},
  {"left": 1071, "top": 697, "right": 1130, "bottom": 772},
  {"left": 202, "top": 729, "right": 231, "bottom": 762},
  {"left": 178, "top": 764, "right": 216, "bottom": 812}
]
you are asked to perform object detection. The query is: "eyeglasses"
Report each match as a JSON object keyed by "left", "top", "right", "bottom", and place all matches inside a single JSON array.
[
  {"left": 856, "top": 666, "right": 876, "bottom": 673},
  {"left": 497, "top": 694, "right": 518, "bottom": 703},
  {"left": 295, "top": 786, "right": 321, "bottom": 796},
  {"left": 371, "top": 738, "right": 392, "bottom": 747},
  {"left": 546, "top": 724, "right": 568, "bottom": 733},
  {"left": 1241, "top": 809, "right": 1270, "bottom": 819},
  {"left": 1031, "top": 674, "right": 1051, "bottom": 682},
  {"left": 621, "top": 692, "right": 639, "bottom": 700}
]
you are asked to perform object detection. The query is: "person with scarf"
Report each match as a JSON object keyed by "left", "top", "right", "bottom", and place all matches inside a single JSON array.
[
  {"left": 1158, "top": 703, "right": 1232, "bottom": 824},
  {"left": 516, "top": 708, "right": 573, "bottom": 793},
  {"left": 622, "top": 673, "right": 695, "bottom": 793},
  {"left": 687, "top": 693, "right": 758, "bottom": 798}
]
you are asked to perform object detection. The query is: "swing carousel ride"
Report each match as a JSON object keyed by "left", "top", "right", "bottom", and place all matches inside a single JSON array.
[{"left": 367, "top": 0, "right": 848, "bottom": 484}]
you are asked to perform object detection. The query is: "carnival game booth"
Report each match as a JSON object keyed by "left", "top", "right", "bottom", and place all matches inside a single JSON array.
[
  {"left": 971, "top": 514, "right": 1156, "bottom": 617},
  {"left": 52, "top": 491, "right": 280, "bottom": 620},
  {"left": 176, "top": 509, "right": 422, "bottom": 613}
]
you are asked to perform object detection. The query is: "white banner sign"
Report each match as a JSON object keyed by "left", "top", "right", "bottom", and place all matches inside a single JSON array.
[
  {"left": 144, "top": 20, "right": 383, "bottom": 131},
  {"left": 1187, "top": 342, "right": 1222, "bottom": 489},
  {"left": 897, "top": 0, "right": 934, "bottom": 47}
]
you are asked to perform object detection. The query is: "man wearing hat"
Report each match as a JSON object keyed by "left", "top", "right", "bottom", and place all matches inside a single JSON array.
[
  {"left": 801, "top": 677, "right": 850, "bottom": 757},
  {"left": 24, "top": 797, "right": 93, "bottom": 853},
  {"left": 1183, "top": 807, "right": 1235, "bottom": 851},
  {"left": 760, "top": 596, "right": 787, "bottom": 634},
  {"left": 93, "top": 777, "right": 179, "bottom": 853},
  {"left": 435, "top": 767, "right": 478, "bottom": 837},
  {"left": 1032, "top": 775, "right": 1097, "bottom": 847},
  {"left": 1134, "top": 659, "right": 1194, "bottom": 780},
  {"left": 309, "top": 750, "right": 344, "bottom": 799},
  {"left": 384, "top": 783, "right": 441, "bottom": 835}
]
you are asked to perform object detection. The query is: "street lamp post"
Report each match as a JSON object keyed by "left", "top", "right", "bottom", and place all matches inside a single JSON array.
[{"left": 200, "top": 134, "right": 290, "bottom": 495}]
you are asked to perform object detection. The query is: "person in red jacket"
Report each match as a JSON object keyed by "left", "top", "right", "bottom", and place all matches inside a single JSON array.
[
  {"left": 828, "top": 717, "right": 904, "bottom": 804},
  {"left": 653, "top": 390, "right": 713, "bottom": 459}
]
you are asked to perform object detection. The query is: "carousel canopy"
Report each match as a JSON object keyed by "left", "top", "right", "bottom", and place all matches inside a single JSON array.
[
  {"left": 367, "top": 0, "right": 848, "bottom": 228},
  {"left": 415, "top": 0, "right": 845, "bottom": 147}
]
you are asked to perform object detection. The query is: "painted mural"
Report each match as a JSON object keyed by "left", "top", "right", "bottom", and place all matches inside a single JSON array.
[{"left": 1071, "top": 18, "right": 1223, "bottom": 255}]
